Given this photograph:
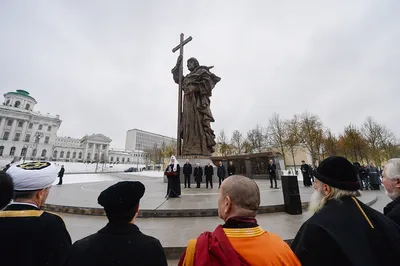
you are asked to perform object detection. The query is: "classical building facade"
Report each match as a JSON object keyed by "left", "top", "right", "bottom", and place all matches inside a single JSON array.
[
  {"left": 0, "top": 90, "right": 61, "bottom": 160},
  {"left": 0, "top": 90, "right": 146, "bottom": 164},
  {"left": 125, "top": 128, "right": 175, "bottom": 151}
]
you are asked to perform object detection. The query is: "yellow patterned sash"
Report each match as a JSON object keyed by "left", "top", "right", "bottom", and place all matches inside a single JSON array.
[
  {"left": 223, "top": 226, "right": 265, "bottom": 238},
  {"left": 0, "top": 210, "right": 44, "bottom": 218}
]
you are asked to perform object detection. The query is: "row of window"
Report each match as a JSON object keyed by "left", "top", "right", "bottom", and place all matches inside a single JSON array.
[
  {"left": 110, "top": 157, "right": 131, "bottom": 163},
  {"left": 53, "top": 150, "right": 82, "bottom": 160},
  {"left": 0, "top": 146, "right": 47, "bottom": 157},
  {"left": 5, "top": 100, "right": 31, "bottom": 110},
  {"left": 1, "top": 118, "right": 52, "bottom": 132},
  {"left": 2, "top": 132, "right": 50, "bottom": 144},
  {"left": 87, "top": 143, "right": 107, "bottom": 149}
]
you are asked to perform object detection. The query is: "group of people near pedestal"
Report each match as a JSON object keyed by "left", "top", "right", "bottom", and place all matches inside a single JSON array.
[
  {"left": 2, "top": 156, "right": 400, "bottom": 265},
  {"left": 165, "top": 157, "right": 237, "bottom": 193}
]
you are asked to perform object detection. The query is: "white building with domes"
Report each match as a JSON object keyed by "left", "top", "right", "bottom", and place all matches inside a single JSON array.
[
  {"left": 0, "top": 90, "right": 61, "bottom": 161},
  {"left": 0, "top": 90, "right": 146, "bottom": 165}
]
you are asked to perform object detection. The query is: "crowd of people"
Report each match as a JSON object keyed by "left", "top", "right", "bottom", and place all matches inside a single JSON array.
[
  {"left": 1, "top": 156, "right": 400, "bottom": 265},
  {"left": 166, "top": 157, "right": 237, "bottom": 195}
]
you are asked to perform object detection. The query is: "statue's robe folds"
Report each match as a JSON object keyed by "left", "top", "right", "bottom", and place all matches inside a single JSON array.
[{"left": 173, "top": 66, "right": 221, "bottom": 156}]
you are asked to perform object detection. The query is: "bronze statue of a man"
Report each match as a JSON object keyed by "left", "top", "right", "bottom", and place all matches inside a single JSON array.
[{"left": 172, "top": 55, "right": 221, "bottom": 156}]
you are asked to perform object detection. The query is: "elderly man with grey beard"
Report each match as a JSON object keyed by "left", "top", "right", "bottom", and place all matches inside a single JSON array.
[
  {"left": 382, "top": 158, "right": 400, "bottom": 226},
  {"left": 291, "top": 156, "right": 400, "bottom": 266}
]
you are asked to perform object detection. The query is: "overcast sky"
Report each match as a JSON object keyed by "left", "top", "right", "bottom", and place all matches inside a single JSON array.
[{"left": 1, "top": 1, "right": 399, "bottom": 148}]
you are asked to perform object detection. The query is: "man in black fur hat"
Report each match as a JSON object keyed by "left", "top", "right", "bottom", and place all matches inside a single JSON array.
[
  {"left": 291, "top": 156, "right": 400, "bottom": 266},
  {"left": 65, "top": 181, "right": 167, "bottom": 266}
]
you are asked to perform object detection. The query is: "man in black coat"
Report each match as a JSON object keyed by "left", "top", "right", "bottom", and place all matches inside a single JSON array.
[
  {"left": 217, "top": 161, "right": 226, "bottom": 189},
  {"left": 204, "top": 162, "right": 214, "bottom": 189},
  {"left": 382, "top": 158, "right": 400, "bottom": 226},
  {"left": 227, "top": 161, "right": 236, "bottom": 176},
  {"left": 300, "top": 160, "right": 312, "bottom": 187},
  {"left": 0, "top": 162, "right": 72, "bottom": 266},
  {"left": 267, "top": 159, "right": 278, "bottom": 189},
  {"left": 57, "top": 165, "right": 65, "bottom": 185},
  {"left": 0, "top": 171, "right": 13, "bottom": 210},
  {"left": 183, "top": 159, "right": 193, "bottom": 188},
  {"left": 194, "top": 163, "right": 203, "bottom": 188},
  {"left": 291, "top": 156, "right": 400, "bottom": 266},
  {"left": 65, "top": 181, "right": 168, "bottom": 266}
]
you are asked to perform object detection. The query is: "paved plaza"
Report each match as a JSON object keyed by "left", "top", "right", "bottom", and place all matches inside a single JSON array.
[{"left": 46, "top": 173, "right": 314, "bottom": 213}]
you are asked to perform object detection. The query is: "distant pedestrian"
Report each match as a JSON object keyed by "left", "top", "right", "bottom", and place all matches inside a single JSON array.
[
  {"left": 183, "top": 159, "right": 193, "bottom": 188},
  {"left": 301, "top": 160, "right": 312, "bottom": 187},
  {"left": 57, "top": 165, "right": 65, "bottom": 185},
  {"left": 227, "top": 161, "right": 236, "bottom": 176},
  {"left": 268, "top": 160, "right": 278, "bottom": 189},
  {"left": 217, "top": 161, "right": 226, "bottom": 189}
]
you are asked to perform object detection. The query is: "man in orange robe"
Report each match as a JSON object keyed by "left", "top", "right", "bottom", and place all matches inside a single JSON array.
[{"left": 178, "top": 175, "right": 301, "bottom": 266}]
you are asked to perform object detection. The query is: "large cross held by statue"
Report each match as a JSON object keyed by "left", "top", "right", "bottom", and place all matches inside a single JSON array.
[{"left": 172, "top": 33, "right": 192, "bottom": 156}]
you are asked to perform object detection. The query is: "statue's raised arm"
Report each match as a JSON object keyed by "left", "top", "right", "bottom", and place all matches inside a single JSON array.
[{"left": 171, "top": 55, "right": 183, "bottom": 84}]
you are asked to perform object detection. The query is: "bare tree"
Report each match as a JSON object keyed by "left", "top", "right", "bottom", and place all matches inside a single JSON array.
[
  {"left": 243, "top": 140, "right": 253, "bottom": 154},
  {"left": 362, "top": 117, "right": 383, "bottom": 165},
  {"left": 218, "top": 130, "right": 231, "bottom": 157},
  {"left": 231, "top": 130, "right": 244, "bottom": 155},
  {"left": 268, "top": 113, "right": 288, "bottom": 166},
  {"left": 247, "top": 124, "right": 266, "bottom": 153},
  {"left": 285, "top": 115, "right": 301, "bottom": 170},
  {"left": 299, "top": 112, "right": 324, "bottom": 165},
  {"left": 323, "top": 129, "right": 339, "bottom": 157}
]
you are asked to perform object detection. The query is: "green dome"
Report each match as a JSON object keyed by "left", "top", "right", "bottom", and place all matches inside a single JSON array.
[{"left": 4, "top": 90, "right": 36, "bottom": 102}]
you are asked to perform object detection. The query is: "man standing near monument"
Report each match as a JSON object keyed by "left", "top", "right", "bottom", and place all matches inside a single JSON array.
[
  {"left": 183, "top": 159, "right": 193, "bottom": 188},
  {"left": 204, "top": 162, "right": 213, "bottom": 189},
  {"left": 172, "top": 54, "right": 221, "bottom": 156},
  {"left": 217, "top": 161, "right": 226, "bottom": 189},
  {"left": 268, "top": 159, "right": 278, "bottom": 189},
  {"left": 227, "top": 161, "right": 236, "bottom": 176},
  {"left": 301, "top": 160, "right": 312, "bottom": 187},
  {"left": 194, "top": 163, "right": 203, "bottom": 188}
]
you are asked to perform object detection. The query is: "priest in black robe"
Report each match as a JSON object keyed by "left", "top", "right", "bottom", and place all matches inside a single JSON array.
[
  {"left": 164, "top": 155, "right": 181, "bottom": 198},
  {"left": 0, "top": 162, "right": 72, "bottom": 266},
  {"left": 291, "top": 156, "right": 400, "bottom": 266},
  {"left": 300, "top": 160, "right": 312, "bottom": 187}
]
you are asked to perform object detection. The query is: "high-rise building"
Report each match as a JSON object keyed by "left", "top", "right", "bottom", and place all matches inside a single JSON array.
[{"left": 125, "top": 129, "right": 175, "bottom": 151}]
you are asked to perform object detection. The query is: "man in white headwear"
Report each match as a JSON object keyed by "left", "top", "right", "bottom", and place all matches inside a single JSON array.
[
  {"left": 164, "top": 156, "right": 181, "bottom": 198},
  {"left": 0, "top": 161, "right": 72, "bottom": 266}
]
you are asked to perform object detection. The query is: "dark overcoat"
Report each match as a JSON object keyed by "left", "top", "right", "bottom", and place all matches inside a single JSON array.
[
  {"left": 384, "top": 196, "right": 400, "bottom": 227},
  {"left": 0, "top": 203, "right": 72, "bottom": 266},
  {"left": 65, "top": 223, "right": 167, "bottom": 266},
  {"left": 291, "top": 196, "right": 400, "bottom": 266}
]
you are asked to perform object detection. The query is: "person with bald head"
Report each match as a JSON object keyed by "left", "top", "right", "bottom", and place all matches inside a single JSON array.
[{"left": 178, "top": 175, "right": 301, "bottom": 266}]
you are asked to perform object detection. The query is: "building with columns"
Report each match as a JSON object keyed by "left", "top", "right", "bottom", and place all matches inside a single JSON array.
[
  {"left": 0, "top": 90, "right": 61, "bottom": 160},
  {"left": 0, "top": 90, "right": 146, "bottom": 165}
]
